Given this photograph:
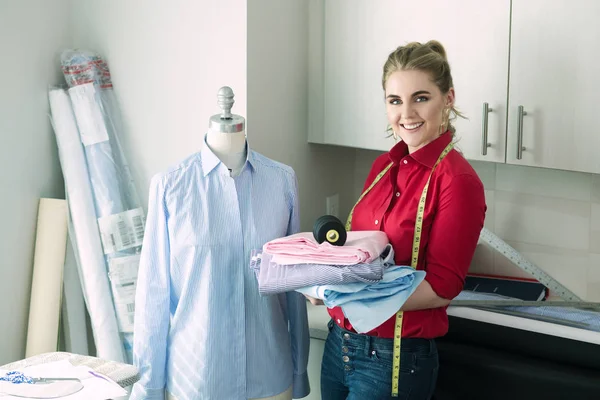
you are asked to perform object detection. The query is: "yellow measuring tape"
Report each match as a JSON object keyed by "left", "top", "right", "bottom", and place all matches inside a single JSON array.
[{"left": 345, "top": 141, "right": 454, "bottom": 396}]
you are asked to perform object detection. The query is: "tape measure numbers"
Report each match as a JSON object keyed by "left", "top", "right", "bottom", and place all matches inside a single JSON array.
[{"left": 346, "top": 141, "right": 454, "bottom": 397}]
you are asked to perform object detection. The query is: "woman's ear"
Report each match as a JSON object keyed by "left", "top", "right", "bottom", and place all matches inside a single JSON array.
[{"left": 446, "top": 87, "right": 456, "bottom": 108}]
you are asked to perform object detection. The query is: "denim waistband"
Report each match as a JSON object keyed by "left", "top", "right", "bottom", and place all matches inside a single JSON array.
[{"left": 328, "top": 319, "right": 436, "bottom": 354}]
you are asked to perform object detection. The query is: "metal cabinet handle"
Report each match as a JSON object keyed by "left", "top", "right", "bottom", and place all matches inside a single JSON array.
[
  {"left": 481, "top": 102, "right": 492, "bottom": 155},
  {"left": 517, "top": 105, "right": 527, "bottom": 160}
]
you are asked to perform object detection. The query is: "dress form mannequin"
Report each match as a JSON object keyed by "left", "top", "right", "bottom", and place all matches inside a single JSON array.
[
  {"left": 196, "top": 87, "right": 294, "bottom": 400},
  {"left": 206, "top": 86, "right": 247, "bottom": 177},
  {"left": 135, "top": 84, "right": 307, "bottom": 400}
]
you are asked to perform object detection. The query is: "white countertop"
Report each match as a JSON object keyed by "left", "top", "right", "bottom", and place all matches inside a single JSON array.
[{"left": 306, "top": 302, "right": 600, "bottom": 345}]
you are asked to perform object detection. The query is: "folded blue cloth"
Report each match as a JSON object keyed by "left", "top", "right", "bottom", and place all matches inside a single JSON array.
[{"left": 297, "top": 266, "right": 426, "bottom": 333}]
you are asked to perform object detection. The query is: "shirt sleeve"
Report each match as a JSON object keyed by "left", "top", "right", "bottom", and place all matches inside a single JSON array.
[
  {"left": 424, "top": 174, "right": 486, "bottom": 300},
  {"left": 285, "top": 172, "right": 311, "bottom": 399},
  {"left": 130, "top": 174, "right": 171, "bottom": 400}
]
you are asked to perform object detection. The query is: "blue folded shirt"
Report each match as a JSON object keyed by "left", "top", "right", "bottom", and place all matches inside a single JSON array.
[{"left": 297, "top": 266, "right": 426, "bottom": 333}]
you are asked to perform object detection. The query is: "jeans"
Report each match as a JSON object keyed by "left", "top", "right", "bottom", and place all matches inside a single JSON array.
[{"left": 321, "top": 320, "right": 438, "bottom": 400}]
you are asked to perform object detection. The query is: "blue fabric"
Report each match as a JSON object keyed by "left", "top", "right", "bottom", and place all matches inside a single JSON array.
[
  {"left": 297, "top": 267, "right": 425, "bottom": 333},
  {"left": 0, "top": 371, "right": 34, "bottom": 384},
  {"left": 131, "top": 138, "right": 310, "bottom": 400},
  {"left": 321, "top": 321, "right": 438, "bottom": 400}
]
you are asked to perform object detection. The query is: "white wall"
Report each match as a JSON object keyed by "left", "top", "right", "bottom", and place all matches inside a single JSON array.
[
  {"left": 0, "top": 0, "right": 73, "bottom": 365},
  {"left": 70, "top": 0, "right": 248, "bottom": 209},
  {"left": 354, "top": 149, "right": 600, "bottom": 302},
  {"left": 66, "top": 1, "right": 356, "bottom": 370},
  {"left": 247, "top": 0, "right": 357, "bottom": 230},
  {"left": 70, "top": 0, "right": 357, "bottom": 229},
  {"left": 469, "top": 161, "right": 600, "bottom": 301}
]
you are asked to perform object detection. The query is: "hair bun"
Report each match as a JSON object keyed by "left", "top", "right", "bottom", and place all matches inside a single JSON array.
[{"left": 426, "top": 40, "right": 448, "bottom": 61}]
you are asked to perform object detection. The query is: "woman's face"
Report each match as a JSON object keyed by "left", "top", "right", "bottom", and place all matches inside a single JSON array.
[{"left": 385, "top": 69, "right": 454, "bottom": 153}]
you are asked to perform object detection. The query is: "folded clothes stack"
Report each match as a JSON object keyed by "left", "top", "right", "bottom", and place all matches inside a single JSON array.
[
  {"left": 249, "top": 244, "right": 394, "bottom": 296},
  {"left": 250, "top": 231, "right": 426, "bottom": 333}
]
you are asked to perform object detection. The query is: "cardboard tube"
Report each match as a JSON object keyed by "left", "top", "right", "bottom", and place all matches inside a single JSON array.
[{"left": 25, "top": 198, "right": 68, "bottom": 357}]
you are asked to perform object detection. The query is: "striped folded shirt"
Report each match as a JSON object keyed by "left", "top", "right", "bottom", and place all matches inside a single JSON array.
[{"left": 249, "top": 245, "right": 394, "bottom": 295}]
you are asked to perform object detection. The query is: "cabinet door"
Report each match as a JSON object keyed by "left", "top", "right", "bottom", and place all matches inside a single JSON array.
[
  {"left": 507, "top": 0, "right": 600, "bottom": 173},
  {"left": 321, "top": 0, "right": 510, "bottom": 162}
]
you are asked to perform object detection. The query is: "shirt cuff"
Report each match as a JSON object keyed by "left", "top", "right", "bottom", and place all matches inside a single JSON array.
[
  {"left": 129, "top": 383, "right": 166, "bottom": 400},
  {"left": 292, "top": 371, "right": 310, "bottom": 399},
  {"left": 425, "top": 270, "right": 463, "bottom": 300}
]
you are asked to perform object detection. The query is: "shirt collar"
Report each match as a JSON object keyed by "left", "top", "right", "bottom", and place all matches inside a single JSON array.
[
  {"left": 388, "top": 130, "right": 453, "bottom": 169},
  {"left": 200, "top": 134, "right": 255, "bottom": 177}
]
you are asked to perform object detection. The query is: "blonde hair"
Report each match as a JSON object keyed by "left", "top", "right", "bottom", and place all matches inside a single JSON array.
[{"left": 382, "top": 40, "right": 464, "bottom": 135}]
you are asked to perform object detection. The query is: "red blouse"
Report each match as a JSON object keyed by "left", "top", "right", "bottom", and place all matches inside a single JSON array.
[{"left": 328, "top": 132, "right": 486, "bottom": 339}]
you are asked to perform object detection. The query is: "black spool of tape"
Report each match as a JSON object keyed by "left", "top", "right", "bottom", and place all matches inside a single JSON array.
[{"left": 313, "top": 215, "right": 347, "bottom": 246}]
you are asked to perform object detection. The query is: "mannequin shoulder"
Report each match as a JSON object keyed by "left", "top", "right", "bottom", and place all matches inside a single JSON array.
[
  {"left": 150, "top": 152, "right": 203, "bottom": 189},
  {"left": 251, "top": 151, "right": 297, "bottom": 179}
]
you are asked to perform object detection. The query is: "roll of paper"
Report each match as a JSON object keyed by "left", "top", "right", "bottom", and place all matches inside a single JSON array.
[
  {"left": 61, "top": 51, "right": 144, "bottom": 364},
  {"left": 25, "top": 198, "right": 68, "bottom": 357},
  {"left": 49, "top": 88, "right": 125, "bottom": 362},
  {"left": 61, "top": 229, "right": 89, "bottom": 356}
]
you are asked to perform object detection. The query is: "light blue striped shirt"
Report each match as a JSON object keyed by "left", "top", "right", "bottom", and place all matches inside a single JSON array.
[{"left": 130, "top": 139, "right": 310, "bottom": 400}]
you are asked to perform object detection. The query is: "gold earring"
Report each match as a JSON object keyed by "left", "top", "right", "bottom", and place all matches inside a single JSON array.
[
  {"left": 440, "top": 108, "right": 450, "bottom": 132},
  {"left": 386, "top": 124, "right": 397, "bottom": 141}
]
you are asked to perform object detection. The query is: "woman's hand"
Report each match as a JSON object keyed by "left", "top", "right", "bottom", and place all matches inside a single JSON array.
[{"left": 304, "top": 294, "right": 324, "bottom": 306}]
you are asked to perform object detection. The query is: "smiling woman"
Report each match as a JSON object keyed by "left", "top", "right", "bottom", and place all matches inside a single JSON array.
[{"left": 314, "top": 40, "right": 487, "bottom": 400}]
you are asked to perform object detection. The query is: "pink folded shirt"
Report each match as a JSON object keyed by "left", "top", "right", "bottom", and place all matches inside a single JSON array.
[{"left": 263, "top": 231, "right": 389, "bottom": 266}]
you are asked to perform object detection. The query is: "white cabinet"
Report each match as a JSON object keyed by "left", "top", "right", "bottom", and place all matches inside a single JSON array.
[
  {"left": 506, "top": 0, "right": 600, "bottom": 173},
  {"left": 309, "top": 0, "right": 511, "bottom": 162},
  {"left": 309, "top": 0, "right": 600, "bottom": 174}
]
